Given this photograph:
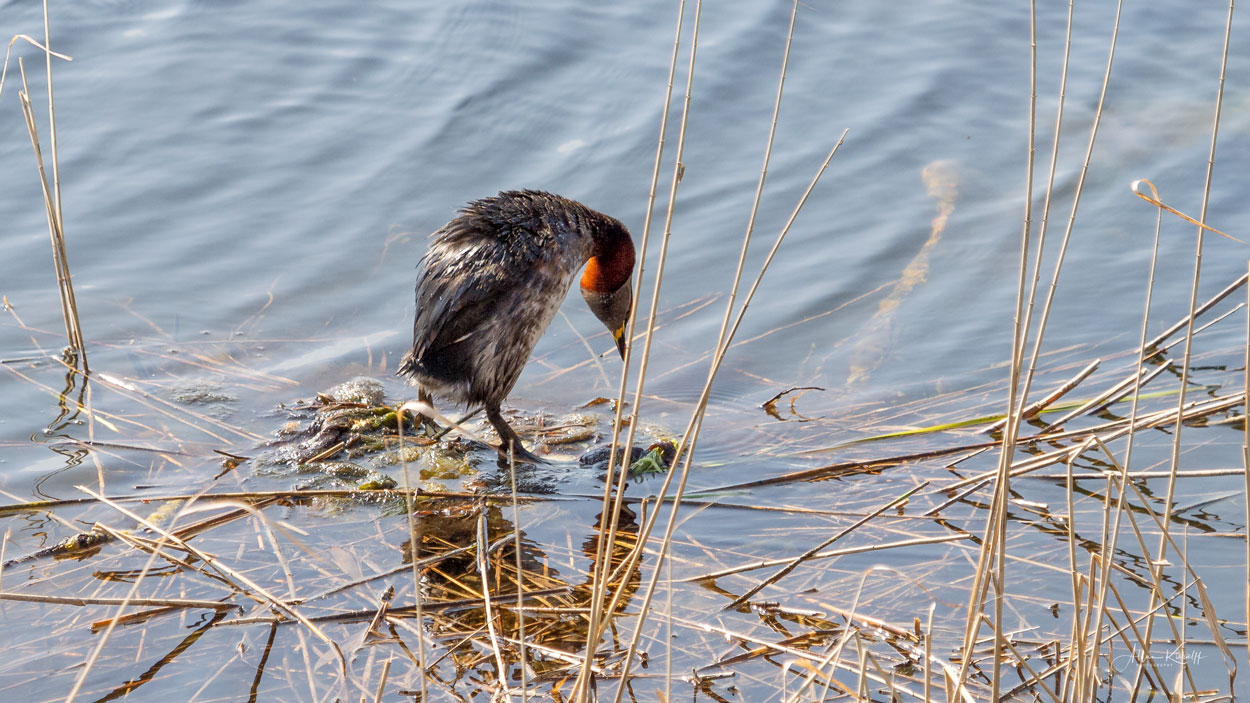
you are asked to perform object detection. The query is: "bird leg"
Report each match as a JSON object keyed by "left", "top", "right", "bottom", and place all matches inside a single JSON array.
[{"left": 485, "top": 405, "right": 545, "bottom": 465}]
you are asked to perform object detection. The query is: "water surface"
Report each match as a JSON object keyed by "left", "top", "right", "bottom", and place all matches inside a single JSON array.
[{"left": 1, "top": 1, "right": 1248, "bottom": 699}]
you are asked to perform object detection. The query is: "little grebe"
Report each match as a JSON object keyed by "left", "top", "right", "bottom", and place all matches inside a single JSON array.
[{"left": 399, "top": 190, "right": 635, "bottom": 463}]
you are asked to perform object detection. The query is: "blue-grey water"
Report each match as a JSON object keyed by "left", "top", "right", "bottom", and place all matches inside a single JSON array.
[{"left": 1, "top": 1, "right": 1248, "bottom": 700}]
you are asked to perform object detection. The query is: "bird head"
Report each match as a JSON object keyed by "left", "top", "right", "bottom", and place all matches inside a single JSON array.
[
  {"left": 579, "top": 213, "right": 635, "bottom": 359},
  {"left": 582, "top": 279, "right": 632, "bottom": 358}
]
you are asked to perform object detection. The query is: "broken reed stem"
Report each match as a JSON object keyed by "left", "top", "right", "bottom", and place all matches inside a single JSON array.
[
  {"left": 984, "top": 357, "right": 1098, "bottom": 433},
  {"left": 0, "top": 35, "right": 71, "bottom": 102},
  {"left": 1245, "top": 258, "right": 1250, "bottom": 690},
  {"left": 371, "top": 658, "right": 391, "bottom": 703},
  {"left": 1143, "top": 269, "right": 1248, "bottom": 350},
  {"left": 15, "top": 41, "right": 87, "bottom": 370},
  {"left": 1040, "top": 360, "right": 1171, "bottom": 432}
]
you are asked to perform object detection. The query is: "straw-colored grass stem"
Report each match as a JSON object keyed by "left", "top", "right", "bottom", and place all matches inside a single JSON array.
[
  {"left": 16, "top": 47, "right": 87, "bottom": 370},
  {"left": 598, "top": 129, "right": 847, "bottom": 700},
  {"left": 955, "top": 0, "right": 1041, "bottom": 692},
  {"left": 1132, "top": 3, "right": 1236, "bottom": 695},
  {"left": 571, "top": 0, "right": 689, "bottom": 698}
]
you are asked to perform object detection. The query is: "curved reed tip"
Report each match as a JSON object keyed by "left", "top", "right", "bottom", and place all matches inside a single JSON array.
[
  {"left": 398, "top": 399, "right": 434, "bottom": 417},
  {"left": 1130, "top": 178, "right": 1159, "bottom": 200}
]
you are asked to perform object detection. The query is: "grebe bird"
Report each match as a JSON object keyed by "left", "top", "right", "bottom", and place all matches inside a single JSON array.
[{"left": 398, "top": 190, "right": 635, "bottom": 463}]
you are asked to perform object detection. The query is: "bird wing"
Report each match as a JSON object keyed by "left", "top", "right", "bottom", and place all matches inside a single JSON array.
[{"left": 407, "top": 214, "right": 554, "bottom": 390}]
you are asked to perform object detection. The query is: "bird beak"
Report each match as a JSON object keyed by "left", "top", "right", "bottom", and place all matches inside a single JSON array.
[
  {"left": 583, "top": 282, "right": 633, "bottom": 361},
  {"left": 613, "top": 322, "right": 627, "bottom": 359}
]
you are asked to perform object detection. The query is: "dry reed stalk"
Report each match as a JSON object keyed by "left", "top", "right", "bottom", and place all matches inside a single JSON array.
[
  {"left": 725, "top": 482, "right": 928, "bottom": 609},
  {"left": 959, "top": 1, "right": 1126, "bottom": 696},
  {"left": 219, "top": 585, "right": 576, "bottom": 627},
  {"left": 572, "top": 1, "right": 690, "bottom": 699},
  {"left": 13, "top": 25, "right": 86, "bottom": 371},
  {"left": 1066, "top": 460, "right": 1093, "bottom": 696},
  {"left": 1069, "top": 173, "right": 1165, "bottom": 700},
  {"left": 1040, "top": 360, "right": 1172, "bottom": 432},
  {"left": 0, "top": 487, "right": 540, "bottom": 523},
  {"left": 1245, "top": 259, "right": 1250, "bottom": 688},
  {"left": 505, "top": 451, "right": 530, "bottom": 701},
  {"left": 80, "top": 488, "right": 351, "bottom": 684},
  {"left": 687, "top": 533, "right": 971, "bottom": 583},
  {"left": 1131, "top": 4, "right": 1237, "bottom": 692},
  {"left": 953, "top": 0, "right": 1041, "bottom": 688},
  {"left": 983, "top": 358, "right": 1099, "bottom": 433},
  {"left": 475, "top": 509, "right": 513, "bottom": 701},
  {"left": 599, "top": 129, "right": 848, "bottom": 700},
  {"left": 584, "top": 0, "right": 809, "bottom": 691},
  {"left": 0, "top": 591, "right": 236, "bottom": 609},
  {"left": 1019, "top": 0, "right": 1074, "bottom": 391},
  {"left": 1057, "top": 467, "right": 1246, "bottom": 480}
]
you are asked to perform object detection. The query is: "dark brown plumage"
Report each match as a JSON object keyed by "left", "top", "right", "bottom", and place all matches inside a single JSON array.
[{"left": 398, "top": 190, "right": 635, "bottom": 463}]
